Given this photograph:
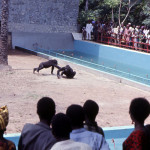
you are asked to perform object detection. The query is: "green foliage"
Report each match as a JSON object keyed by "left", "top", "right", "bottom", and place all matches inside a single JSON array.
[
  {"left": 78, "top": 0, "right": 150, "bottom": 26},
  {"left": 79, "top": 0, "right": 84, "bottom": 5},
  {"left": 78, "top": 9, "right": 101, "bottom": 26},
  {"left": 103, "top": 0, "right": 119, "bottom": 8},
  {"left": 142, "top": 1, "right": 150, "bottom": 26}
]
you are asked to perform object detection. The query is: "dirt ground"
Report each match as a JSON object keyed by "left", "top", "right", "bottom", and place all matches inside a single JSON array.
[{"left": 0, "top": 49, "right": 150, "bottom": 134}]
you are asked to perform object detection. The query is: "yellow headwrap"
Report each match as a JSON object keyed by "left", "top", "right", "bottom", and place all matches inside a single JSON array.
[{"left": 0, "top": 106, "right": 9, "bottom": 130}]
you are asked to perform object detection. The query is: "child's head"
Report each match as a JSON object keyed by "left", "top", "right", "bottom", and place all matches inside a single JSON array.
[
  {"left": 83, "top": 100, "right": 99, "bottom": 121},
  {"left": 37, "top": 97, "right": 55, "bottom": 122},
  {"left": 66, "top": 104, "right": 85, "bottom": 128},
  {"left": 52, "top": 113, "right": 72, "bottom": 140},
  {"left": 129, "top": 97, "right": 150, "bottom": 124}
]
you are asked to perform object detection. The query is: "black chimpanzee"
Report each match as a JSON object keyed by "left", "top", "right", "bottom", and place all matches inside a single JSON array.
[
  {"left": 57, "top": 65, "right": 76, "bottom": 79},
  {"left": 33, "top": 59, "right": 60, "bottom": 74}
]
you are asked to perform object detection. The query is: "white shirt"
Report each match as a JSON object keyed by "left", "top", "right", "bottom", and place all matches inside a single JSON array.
[
  {"left": 86, "top": 23, "right": 93, "bottom": 32},
  {"left": 146, "top": 34, "right": 150, "bottom": 44},
  {"left": 129, "top": 27, "right": 134, "bottom": 32},
  {"left": 50, "top": 139, "right": 92, "bottom": 150},
  {"left": 144, "top": 29, "right": 149, "bottom": 37},
  {"left": 113, "top": 28, "right": 118, "bottom": 34}
]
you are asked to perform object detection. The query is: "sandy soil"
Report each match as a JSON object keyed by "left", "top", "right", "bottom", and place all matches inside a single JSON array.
[{"left": 0, "top": 50, "right": 150, "bottom": 134}]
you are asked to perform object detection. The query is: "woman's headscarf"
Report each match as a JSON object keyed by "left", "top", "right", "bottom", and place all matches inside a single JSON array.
[{"left": 0, "top": 106, "right": 9, "bottom": 131}]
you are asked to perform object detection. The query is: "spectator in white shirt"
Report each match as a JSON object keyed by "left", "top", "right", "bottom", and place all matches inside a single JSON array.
[{"left": 86, "top": 20, "right": 93, "bottom": 40}]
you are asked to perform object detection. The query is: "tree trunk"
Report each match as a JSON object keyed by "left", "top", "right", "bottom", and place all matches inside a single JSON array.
[
  {"left": 112, "top": 8, "right": 114, "bottom": 22},
  {"left": 121, "top": 0, "right": 138, "bottom": 25},
  {"left": 0, "top": 0, "right": 9, "bottom": 65},
  {"left": 119, "top": 0, "right": 139, "bottom": 25},
  {"left": 121, "top": 7, "right": 131, "bottom": 25},
  {"left": 118, "top": 0, "right": 122, "bottom": 26},
  {"left": 85, "top": 0, "right": 88, "bottom": 11}
]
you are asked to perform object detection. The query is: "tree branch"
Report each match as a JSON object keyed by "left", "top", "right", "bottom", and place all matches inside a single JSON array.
[{"left": 121, "top": 0, "right": 139, "bottom": 24}]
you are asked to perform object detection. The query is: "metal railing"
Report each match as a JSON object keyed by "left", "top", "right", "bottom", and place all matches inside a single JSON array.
[{"left": 97, "top": 33, "right": 150, "bottom": 53}]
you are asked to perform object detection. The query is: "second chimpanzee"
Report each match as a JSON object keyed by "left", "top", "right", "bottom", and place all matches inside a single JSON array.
[{"left": 57, "top": 65, "right": 76, "bottom": 79}]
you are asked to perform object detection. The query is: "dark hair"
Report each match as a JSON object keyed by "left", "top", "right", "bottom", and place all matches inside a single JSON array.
[
  {"left": 37, "top": 97, "right": 55, "bottom": 121},
  {"left": 83, "top": 100, "right": 99, "bottom": 121},
  {"left": 129, "top": 97, "right": 150, "bottom": 123},
  {"left": 66, "top": 104, "right": 85, "bottom": 128},
  {"left": 52, "top": 113, "right": 72, "bottom": 139}
]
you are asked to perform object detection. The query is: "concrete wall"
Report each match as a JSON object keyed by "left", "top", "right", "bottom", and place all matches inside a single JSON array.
[
  {"left": 12, "top": 32, "right": 74, "bottom": 50},
  {"left": 0, "top": 0, "right": 79, "bottom": 50},
  {"left": 74, "top": 40, "right": 150, "bottom": 72},
  {"left": 0, "top": 0, "right": 79, "bottom": 33}
]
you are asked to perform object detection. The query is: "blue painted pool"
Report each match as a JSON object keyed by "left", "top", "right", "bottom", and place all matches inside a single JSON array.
[
  {"left": 35, "top": 46, "right": 150, "bottom": 86},
  {"left": 17, "top": 40, "right": 150, "bottom": 86},
  {"left": 73, "top": 40, "right": 150, "bottom": 86},
  {"left": 4, "top": 126, "right": 134, "bottom": 150},
  {"left": 49, "top": 49, "right": 149, "bottom": 78}
]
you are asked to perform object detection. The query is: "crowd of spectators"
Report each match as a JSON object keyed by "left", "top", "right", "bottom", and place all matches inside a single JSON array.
[
  {"left": 82, "top": 20, "right": 150, "bottom": 52},
  {"left": 0, "top": 96, "right": 150, "bottom": 150}
]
